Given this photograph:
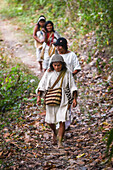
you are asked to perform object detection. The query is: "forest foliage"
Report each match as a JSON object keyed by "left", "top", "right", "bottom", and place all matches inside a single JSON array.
[
  {"left": 0, "top": 0, "right": 113, "bottom": 167},
  {"left": 0, "top": 50, "right": 39, "bottom": 113},
  {"left": 0, "top": 0, "right": 113, "bottom": 51}
]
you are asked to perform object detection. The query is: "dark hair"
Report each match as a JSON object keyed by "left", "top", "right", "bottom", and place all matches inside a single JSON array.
[
  {"left": 54, "top": 37, "right": 68, "bottom": 51},
  {"left": 50, "top": 61, "right": 67, "bottom": 71},
  {"left": 62, "top": 44, "right": 68, "bottom": 51},
  {"left": 37, "top": 15, "right": 46, "bottom": 30},
  {"left": 44, "top": 21, "right": 55, "bottom": 32}
]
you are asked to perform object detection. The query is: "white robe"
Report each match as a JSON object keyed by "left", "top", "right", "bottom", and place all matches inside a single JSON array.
[
  {"left": 35, "top": 30, "right": 45, "bottom": 62},
  {"left": 36, "top": 69, "right": 77, "bottom": 124},
  {"left": 43, "top": 31, "right": 60, "bottom": 69}
]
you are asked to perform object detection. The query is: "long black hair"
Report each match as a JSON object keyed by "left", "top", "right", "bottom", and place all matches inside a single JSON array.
[{"left": 44, "top": 21, "right": 55, "bottom": 32}]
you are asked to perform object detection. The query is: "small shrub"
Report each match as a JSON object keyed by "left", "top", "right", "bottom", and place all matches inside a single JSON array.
[{"left": 0, "top": 56, "right": 39, "bottom": 112}]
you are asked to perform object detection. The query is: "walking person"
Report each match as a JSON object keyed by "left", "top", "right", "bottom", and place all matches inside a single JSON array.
[
  {"left": 49, "top": 37, "right": 81, "bottom": 130},
  {"left": 54, "top": 37, "right": 81, "bottom": 75},
  {"left": 42, "top": 21, "right": 60, "bottom": 71},
  {"left": 36, "top": 54, "right": 77, "bottom": 148},
  {"left": 33, "top": 15, "right": 46, "bottom": 72}
]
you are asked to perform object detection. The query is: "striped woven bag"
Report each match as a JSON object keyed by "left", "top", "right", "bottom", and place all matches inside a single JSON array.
[{"left": 45, "top": 70, "right": 66, "bottom": 106}]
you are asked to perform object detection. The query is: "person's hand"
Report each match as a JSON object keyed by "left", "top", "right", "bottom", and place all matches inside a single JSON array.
[
  {"left": 72, "top": 70, "right": 80, "bottom": 76},
  {"left": 73, "top": 98, "right": 77, "bottom": 107},
  {"left": 41, "top": 28, "right": 46, "bottom": 33},
  {"left": 37, "top": 96, "right": 41, "bottom": 106},
  {"left": 67, "top": 104, "right": 71, "bottom": 110},
  {"left": 50, "top": 42, "right": 54, "bottom": 45},
  {"left": 40, "top": 39, "right": 44, "bottom": 43}
]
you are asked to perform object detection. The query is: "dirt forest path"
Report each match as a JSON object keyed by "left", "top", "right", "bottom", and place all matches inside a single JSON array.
[
  {"left": 0, "top": 17, "right": 113, "bottom": 169},
  {"left": 0, "top": 18, "right": 43, "bottom": 79}
]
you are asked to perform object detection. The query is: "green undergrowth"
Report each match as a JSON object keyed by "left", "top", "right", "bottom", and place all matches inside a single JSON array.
[
  {"left": 0, "top": 0, "right": 66, "bottom": 36},
  {"left": 106, "top": 128, "right": 113, "bottom": 162},
  {"left": 0, "top": 48, "right": 39, "bottom": 116},
  {"left": 0, "top": 0, "right": 113, "bottom": 55}
]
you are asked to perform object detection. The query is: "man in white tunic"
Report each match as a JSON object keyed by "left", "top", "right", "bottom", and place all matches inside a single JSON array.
[
  {"left": 54, "top": 37, "right": 81, "bottom": 75},
  {"left": 49, "top": 37, "right": 81, "bottom": 130},
  {"left": 36, "top": 54, "right": 77, "bottom": 148}
]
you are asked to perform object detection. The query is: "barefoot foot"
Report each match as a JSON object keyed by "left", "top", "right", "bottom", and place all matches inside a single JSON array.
[
  {"left": 58, "top": 141, "right": 64, "bottom": 149},
  {"left": 52, "top": 133, "right": 57, "bottom": 145}
]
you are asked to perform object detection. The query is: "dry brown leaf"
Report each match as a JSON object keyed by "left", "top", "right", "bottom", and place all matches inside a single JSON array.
[
  {"left": 0, "top": 151, "right": 3, "bottom": 157},
  {"left": 3, "top": 132, "right": 10, "bottom": 138}
]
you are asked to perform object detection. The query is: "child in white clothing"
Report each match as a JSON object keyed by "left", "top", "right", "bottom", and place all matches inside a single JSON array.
[
  {"left": 36, "top": 54, "right": 77, "bottom": 148},
  {"left": 33, "top": 15, "right": 46, "bottom": 72}
]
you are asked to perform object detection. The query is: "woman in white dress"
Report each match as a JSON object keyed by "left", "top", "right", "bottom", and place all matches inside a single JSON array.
[
  {"left": 36, "top": 54, "right": 77, "bottom": 148},
  {"left": 33, "top": 15, "right": 46, "bottom": 72},
  {"left": 42, "top": 21, "right": 60, "bottom": 71}
]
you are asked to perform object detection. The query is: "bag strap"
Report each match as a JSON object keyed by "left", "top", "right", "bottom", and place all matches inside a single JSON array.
[
  {"left": 51, "top": 70, "right": 66, "bottom": 89},
  {"left": 60, "top": 70, "right": 66, "bottom": 88},
  {"left": 47, "top": 32, "right": 54, "bottom": 44},
  {"left": 48, "top": 32, "right": 53, "bottom": 39}
]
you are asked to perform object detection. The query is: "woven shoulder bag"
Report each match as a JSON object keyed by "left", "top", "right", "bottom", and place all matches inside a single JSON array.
[{"left": 45, "top": 70, "right": 66, "bottom": 106}]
